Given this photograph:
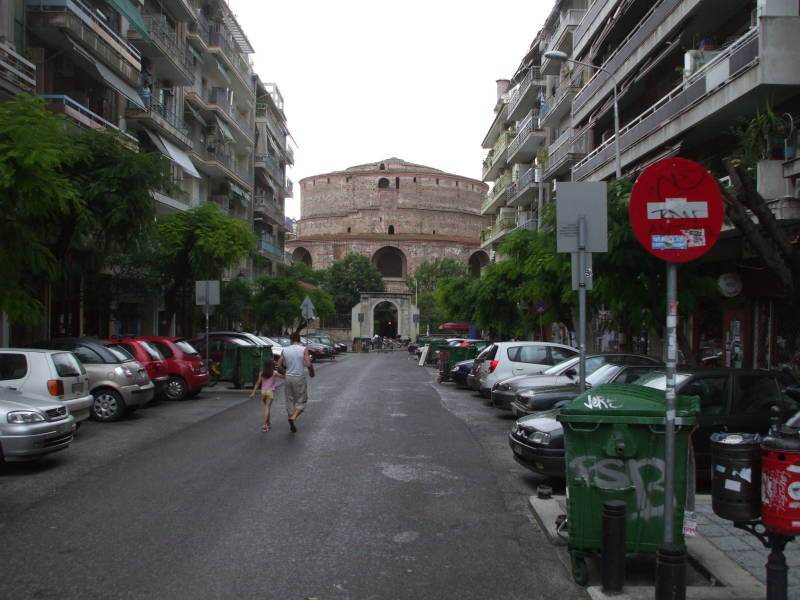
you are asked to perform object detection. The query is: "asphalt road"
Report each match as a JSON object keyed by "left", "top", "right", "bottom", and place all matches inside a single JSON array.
[{"left": 0, "top": 351, "right": 582, "bottom": 600}]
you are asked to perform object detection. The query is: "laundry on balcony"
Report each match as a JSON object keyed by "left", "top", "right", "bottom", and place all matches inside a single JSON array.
[{"left": 145, "top": 128, "right": 200, "bottom": 178}]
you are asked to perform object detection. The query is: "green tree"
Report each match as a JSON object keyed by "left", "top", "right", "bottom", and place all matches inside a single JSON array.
[
  {"left": 155, "top": 203, "right": 256, "bottom": 335},
  {"left": 0, "top": 95, "right": 81, "bottom": 323},
  {"left": 404, "top": 257, "right": 468, "bottom": 296},
  {"left": 251, "top": 276, "right": 334, "bottom": 334},
  {"left": 284, "top": 261, "right": 324, "bottom": 286},
  {"left": 214, "top": 277, "right": 253, "bottom": 330},
  {"left": 322, "top": 253, "right": 384, "bottom": 312}
]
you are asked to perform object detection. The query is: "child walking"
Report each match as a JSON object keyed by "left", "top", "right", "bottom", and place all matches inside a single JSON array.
[{"left": 249, "top": 359, "right": 284, "bottom": 432}]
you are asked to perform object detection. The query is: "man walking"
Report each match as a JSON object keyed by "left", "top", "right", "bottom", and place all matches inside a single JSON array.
[{"left": 276, "top": 332, "right": 315, "bottom": 432}]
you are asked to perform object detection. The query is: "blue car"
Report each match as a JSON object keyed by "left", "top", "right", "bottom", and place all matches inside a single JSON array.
[{"left": 450, "top": 359, "right": 475, "bottom": 387}]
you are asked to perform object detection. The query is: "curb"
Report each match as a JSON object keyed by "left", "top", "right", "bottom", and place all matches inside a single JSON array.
[{"left": 528, "top": 495, "right": 766, "bottom": 599}]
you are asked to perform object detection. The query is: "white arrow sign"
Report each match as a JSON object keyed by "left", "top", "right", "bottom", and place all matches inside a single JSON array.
[{"left": 301, "top": 296, "right": 316, "bottom": 320}]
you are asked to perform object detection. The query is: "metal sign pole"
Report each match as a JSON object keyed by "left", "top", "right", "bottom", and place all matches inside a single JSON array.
[
  {"left": 204, "top": 281, "right": 210, "bottom": 368},
  {"left": 663, "top": 263, "right": 678, "bottom": 542},
  {"left": 578, "top": 217, "right": 587, "bottom": 392}
]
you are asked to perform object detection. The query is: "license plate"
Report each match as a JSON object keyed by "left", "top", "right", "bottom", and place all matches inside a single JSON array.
[{"left": 72, "top": 383, "right": 83, "bottom": 393}]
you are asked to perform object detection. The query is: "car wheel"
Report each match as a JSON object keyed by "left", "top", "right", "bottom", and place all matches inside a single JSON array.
[
  {"left": 165, "top": 376, "right": 188, "bottom": 401},
  {"left": 91, "top": 389, "right": 126, "bottom": 422}
]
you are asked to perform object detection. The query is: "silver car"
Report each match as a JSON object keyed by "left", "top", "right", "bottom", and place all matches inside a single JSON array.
[{"left": 0, "top": 389, "right": 76, "bottom": 462}]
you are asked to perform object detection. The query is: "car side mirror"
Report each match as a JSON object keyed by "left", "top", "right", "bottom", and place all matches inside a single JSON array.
[{"left": 565, "top": 368, "right": 577, "bottom": 378}]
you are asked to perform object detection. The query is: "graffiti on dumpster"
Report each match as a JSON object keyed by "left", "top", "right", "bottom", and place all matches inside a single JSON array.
[
  {"left": 569, "top": 456, "right": 666, "bottom": 520},
  {"left": 582, "top": 394, "right": 622, "bottom": 410}
]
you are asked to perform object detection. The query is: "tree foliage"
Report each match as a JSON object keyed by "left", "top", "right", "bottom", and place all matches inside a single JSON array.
[
  {"left": 0, "top": 95, "right": 81, "bottom": 322},
  {"left": 322, "top": 253, "right": 384, "bottom": 312},
  {"left": 251, "top": 276, "right": 334, "bottom": 334}
]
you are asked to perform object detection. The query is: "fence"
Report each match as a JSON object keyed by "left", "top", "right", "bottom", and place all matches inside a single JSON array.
[{"left": 318, "top": 313, "right": 352, "bottom": 330}]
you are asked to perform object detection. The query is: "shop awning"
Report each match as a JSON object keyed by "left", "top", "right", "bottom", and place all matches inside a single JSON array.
[
  {"left": 145, "top": 129, "right": 200, "bottom": 178},
  {"left": 107, "top": 0, "right": 150, "bottom": 40},
  {"left": 215, "top": 115, "right": 235, "bottom": 143}
]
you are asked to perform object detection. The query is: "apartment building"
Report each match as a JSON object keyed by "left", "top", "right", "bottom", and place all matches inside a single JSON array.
[
  {"left": 1, "top": 0, "right": 293, "bottom": 339},
  {"left": 482, "top": 0, "right": 800, "bottom": 368}
]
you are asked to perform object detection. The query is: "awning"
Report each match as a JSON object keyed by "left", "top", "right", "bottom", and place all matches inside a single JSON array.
[
  {"left": 145, "top": 129, "right": 200, "bottom": 178},
  {"left": 215, "top": 57, "right": 232, "bottom": 85},
  {"left": 107, "top": 0, "right": 150, "bottom": 40},
  {"left": 215, "top": 115, "right": 235, "bottom": 143},
  {"left": 187, "top": 44, "right": 204, "bottom": 65},
  {"left": 228, "top": 181, "right": 251, "bottom": 207},
  {"left": 184, "top": 100, "right": 206, "bottom": 125},
  {"left": 67, "top": 38, "right": 145, "bottom": 110}
]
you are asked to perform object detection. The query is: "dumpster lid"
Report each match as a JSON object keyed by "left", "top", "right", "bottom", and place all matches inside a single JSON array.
[{"left": 558, "top": 384, "right": 699, "bottom": 423}]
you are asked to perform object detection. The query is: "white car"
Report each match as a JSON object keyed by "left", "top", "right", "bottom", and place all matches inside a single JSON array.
[
  {"left": 475, "top": 341, "right": 578, "bottom": 398},
  {"left": 0, "top": 349, "right": 94, "bottom": 423}
]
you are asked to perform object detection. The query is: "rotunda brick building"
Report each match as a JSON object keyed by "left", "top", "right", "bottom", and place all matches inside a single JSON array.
[{"left": 286, "top": 158, "right": 490, "bottom": 293}]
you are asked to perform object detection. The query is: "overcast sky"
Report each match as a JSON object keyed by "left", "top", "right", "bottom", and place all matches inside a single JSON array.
[{"left": 226, "top": 0, "right": 553, "bottom": 218}]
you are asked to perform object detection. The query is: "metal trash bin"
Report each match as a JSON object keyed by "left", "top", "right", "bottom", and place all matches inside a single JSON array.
[
  {"left": 557, "top": 383, "right": 698, "bottom": 585},
  {"left": 710, "top": 432, "right": 762, "bottom": 523},
  {"left": 222, "top": 345, "right": 271, "bottom": 389}
]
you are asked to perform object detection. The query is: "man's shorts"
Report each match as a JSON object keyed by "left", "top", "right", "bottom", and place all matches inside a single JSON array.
[
  {"left": 260, "top": 389, "right": 274, "bottom": 403},
  {"left": 284, "top": 376, "right": 308, "bottom": 414}
]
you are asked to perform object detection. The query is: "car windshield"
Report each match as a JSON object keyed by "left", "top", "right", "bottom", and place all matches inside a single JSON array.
[
  {"left": 226, "top": 338, "right": 253, "bottom": 346},
  {"left": 175, "top": 340, "right": 199, "bottom": 355},
  {"left": 274, "top": 338, "right": 292, "bottom": 346},
  {"left": 139, "top": 341, "right": 164, "bottom": 361},
  {"left": 585, "top": 364, "right": 623, "bottom": 387},
  {"left": 105, "top": 344, "right": 134, "bottom": 361},
  {"left": 544, "top": 356, "right": 579, "bottom": 375},
  {"left": 637, "top": 372, "right": 690, "bottom": 389},
  {"left": 52, "top": 352, "right": 85, "bottom": 377}
]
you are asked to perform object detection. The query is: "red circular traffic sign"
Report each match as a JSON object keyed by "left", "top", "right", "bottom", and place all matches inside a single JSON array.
[{"left": 629, "top": 158, "right": 724, "bottom": 263}]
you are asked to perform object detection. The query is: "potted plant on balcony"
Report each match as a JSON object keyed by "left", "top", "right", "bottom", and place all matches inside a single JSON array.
[{"left": 736, "top": 102, "right": 787, "bottom": 163}]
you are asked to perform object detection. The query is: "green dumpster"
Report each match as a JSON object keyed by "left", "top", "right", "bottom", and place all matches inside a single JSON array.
[
  {"left": 222, "top": 344, "right": 272, "bottom": 388},
  {"left": 557, "top": 383, "right": 698, "bottom": 585},
  {"left": 425, "top": 339, "right": 451, "bottom": 365},
  {"left": 438, "top": 344, "right": 481, "bottom": 383}
]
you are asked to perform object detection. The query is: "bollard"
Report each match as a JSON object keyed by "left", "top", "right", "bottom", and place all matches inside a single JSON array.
[
  {"left": 655, "top": 542, "right": 687, "bottom": 600},
  {"left": 766, "top": 532, "right": 791, "bottom": 600},
  {"left": 601, "top": 500, "right": 626, "bottom": 592}
]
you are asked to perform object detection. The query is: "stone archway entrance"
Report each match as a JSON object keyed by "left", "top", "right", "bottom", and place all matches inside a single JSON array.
[{"left": 351, "top": 292, "right": 419, "bottom": 341}]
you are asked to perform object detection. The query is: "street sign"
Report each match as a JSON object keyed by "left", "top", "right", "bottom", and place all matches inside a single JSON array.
[
  {"left": 301, "top": 296, "right": 316, "bottom": 320},
  {"left": 195, "top": 280, "right": 220, "bottom": 308},
  {"left": 556, "top": 182, "right": 608, "bottom": 253},
  {"left": 629, "top": 158, "right": 724, "bottom": 262},
  {"left": 532, "top": 299, "right": 546, "bottom": 314}
]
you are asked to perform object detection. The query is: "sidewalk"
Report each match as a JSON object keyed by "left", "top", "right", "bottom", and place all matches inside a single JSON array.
[{"left": 529, "top": 490, "right": 800, "bottom": 599}]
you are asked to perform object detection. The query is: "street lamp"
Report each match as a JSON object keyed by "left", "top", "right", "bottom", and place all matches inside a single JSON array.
[{"left": 543, "top": 50, "right": 621, "bottom": 179}]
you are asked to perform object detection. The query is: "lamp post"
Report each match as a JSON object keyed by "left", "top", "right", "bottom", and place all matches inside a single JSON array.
[{"left": 543, "top": 50, "right": 621, "bottom": 179}]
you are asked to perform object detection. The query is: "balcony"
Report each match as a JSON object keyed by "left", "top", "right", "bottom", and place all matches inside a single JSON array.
[
  {"left": 481, "top": 103, "right": 509, "bottom": 149},
  {"left": 257, "top": 238, "right": 283, "bottom": 258},
  {"left": 207, "top": 25, "right": 253, "bottom": 91},
  {"left": 255, "top": 153, "right": 286, "bottom": 187},
  {"left": 253, "top": 194, "right": 284, "bottom": 226},
  {"left": 126, "top": 95, "right": 191, "bottom": 147},
  {"left": 573, "top": 0, "right": 620, "bottom": 59},
  {"left": 572, "top": 0, "right": 681, "bottom": 117},
  {"left": 508, "top": 66, "right": 545, "bottom": 122},
  {"left": 285, "top": 179, "right": 293, "bottom": 198},
  {"left": 0, "top": 41, "right": 36, "bottom": 97},
  {"left": 128, "top": 14, "right": 194, "bottom": 85},
  {"left": 541, "top": 9, "right": 586, "bottom": 75},
  {"left": 42, "top": 94, "right": 137, "bottom": 145},
  {"left": 506, "top": 168, "right": 539, "bottom": 208},
  {"left": 572, "top": 27, "right": 768, "bottom": 181},
  {"left": 481, "top": 173, "right": 512, "bottom": 215},
  {"left": 185, "top": 83, "right": 253, "bottom": 142},
  {"left": 480, "top": 215, "right": 517, "bottom": 248},
  {"left": 545, "top": 128, "right": 588, "bottom": 180},
  {"left": 507, "top": 111, "right": 546, "bottom": 164},
  {"left": 189, "top": 138, "right": 252, "bottom": 185},
  {"left": 539, "top": 68, "right": 584, "bottom": 127},
  {"left": 26, "top": 0, "right": 141, "bottom": 86},
  {"left": 482, "top": 130, "right": 515, "bottom": 182}
]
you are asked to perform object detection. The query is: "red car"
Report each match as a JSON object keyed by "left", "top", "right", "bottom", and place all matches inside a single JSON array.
[
  {"left": 130, "top": 337, "right": 208, "bottom": 401},
  {"left": 108, "top": 339, "right": 170, "bottom": 398}
]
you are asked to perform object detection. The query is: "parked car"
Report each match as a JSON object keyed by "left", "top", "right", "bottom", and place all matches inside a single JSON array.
[
  {"left": 301, "top": 337, "right": 334, "bottom": 361},
  {"left": 108, "top": 339, "right": 169, "bottom": 399},
  {"left": 510, "top": 362, "right": 666, "bottom": 417},
  {"left": 508, "top": 368, "right": 798, "bottom": 479},
  {"left": 31, "top": 338, "right": 154, "bottom": 422},
  {"left": 0, "top": 348, "right": 93, "bottom": 423},
  {"left": 133, "top": 337, "right": 208, "bottom": 401},
  {"left": 491, "top": 353, "right": 662, "bottom": 410},
  {"left": 450, "top": 359, "right": 476, "bottom": 387},
  {"left": 0, "top": 388, "right": 76, "bottom": 462},
  {"left": 306, "top": 334, "right": 340, "bottom": 353},
  {"left": 475, "top": 341, "right": 579, "bottom": 398}
]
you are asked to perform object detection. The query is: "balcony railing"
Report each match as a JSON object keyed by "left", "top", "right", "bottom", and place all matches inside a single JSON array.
[
  {"left": 572, "top": 0, "right": 680, "bottom": 115},
  {"left": 253, "top": 194, "right": 284, "bottom": 222},
  {"left": 572, "top": 27, "right": 760, "bottom": 181},
  {"left": 191, "top": 138, "right": 252, "bottom": 182},
  {"left": 482, "top": 130, "right": 515, "bottom": 178},
  {"left": 541, "top": 69, "right": 584, "bottom": 124},
  {"left": 507, "top": 110, "right": 543, "bottom": 158},
  {"left": 481, "top": 173, "right": 512, "bottom": 213},
  {"left": 208, "top": 24, "right": 252, "bottom": 85},
  {"left": 26, "top": 0, "right": 141, "bottom": 82},
  {"left": 508, "top": 66, "right": 543, "bottom": 117},
  {"left": 255, "top": 153, "right": 285, "bottom": 186},
  {"left": 128, "top": 94, "right": 190, "bottom": 138},
  {"left": 140, "top": 14, "right": 194, "bottom": 75},
  {"left": 545, "top": 128, "right": 588, "bottom": 178},
  {"left": 0, "top": 41, "right": 36, "bottom": 95},
  {"left": 257, "top": 238, "right": 283, "bottom": 257},
  {"left": 546, "top": 9, "right": 586, "bottom": 53},
  {"left": 42, "top": 94, "right": 137, "bottom": 143},
  {"left": 481, "top": 216, "right": 517, "bottom": 246}
]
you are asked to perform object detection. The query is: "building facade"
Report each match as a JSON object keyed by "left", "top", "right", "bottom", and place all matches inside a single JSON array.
[
  {"left": 286, "top": 158, "right": 490, "bottom": 293},
  {"left": 481, "top": 0, "right": 800, "bottom": 367},
  {"left": 0, "top": 0, "right": 293, "bottom": 341}
]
